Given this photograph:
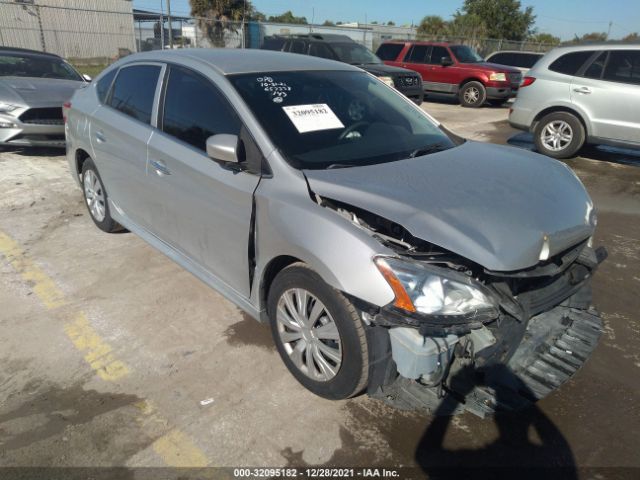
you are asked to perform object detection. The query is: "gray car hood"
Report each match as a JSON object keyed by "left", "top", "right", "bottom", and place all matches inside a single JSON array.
[
  {"left": 304, "top": 141, "right": 595, "bottom": 271},
  {"left": 0, "top": 76, "right": 84, "bottom": 106}
]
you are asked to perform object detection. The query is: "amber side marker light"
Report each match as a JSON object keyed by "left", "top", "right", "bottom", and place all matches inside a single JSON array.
[{"left": 374, "top": 257, "right": 416, "bottom": 313}]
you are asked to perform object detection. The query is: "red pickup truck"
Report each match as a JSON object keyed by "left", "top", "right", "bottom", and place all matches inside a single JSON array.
[{"left": 376, "top": 41, "right": 523, "bottom": 107}]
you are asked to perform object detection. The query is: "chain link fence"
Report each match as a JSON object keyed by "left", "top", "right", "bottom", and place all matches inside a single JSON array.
[{"left": 1, "top": 1, "right": 558, "bottom": 69}]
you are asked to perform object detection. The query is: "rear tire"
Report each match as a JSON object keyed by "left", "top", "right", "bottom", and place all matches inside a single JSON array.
[
  {"left": 534, "top": 112, "right": 585, "bottom": 159},
  {"left": 268, "top": 263, "right": 369, "bottom": 400},
  {"left": 459, "top": 81, "right": 487, "bottom": 108},
  {"left": 81, "top": 158, "right": 121, "bottom": 233}
]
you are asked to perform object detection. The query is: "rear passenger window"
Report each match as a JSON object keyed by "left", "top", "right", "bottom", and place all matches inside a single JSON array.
[
  {"left": 405, "top": 45, "right": 429, "bottom": 63},
  {"left": 429, "top": 46, "right": 451, "bottom": 65},
  {"left": 290, "top": 40, "right": 307, "bottom": 54},
  {"left": 583, "top": 51, "right": 607, "bottom": 79},
  {"left": 96, "top": 68, "right": 117, "bottom": 104},
  {"left": 108, "top": 65, "right": 160, "bottom": 124},
  {"left": 162, "top": 66, "right": 240, "bottom": 152},
  {"left": 603, "top": 50, "right": 640, "bottom": 85},
  {"left": 549, "top": 51, "right": 594, "bottom": 76},
  {"left": 488, "top": 52, "right": 512, "bottom": 65},
  {"left": 309, "top": 43, "right": 336, "bottom": 60},
  {"left": 376, "top": 44, "right": 404, "bottom": 61}
]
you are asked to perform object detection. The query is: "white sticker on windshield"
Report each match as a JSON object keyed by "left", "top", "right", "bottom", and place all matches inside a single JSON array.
[{"left": 282, "top": 104, "right": 345, "bottom": 134}]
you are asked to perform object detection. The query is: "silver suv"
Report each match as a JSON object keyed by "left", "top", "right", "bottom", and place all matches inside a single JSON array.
[
  {"left": 509, "top": 44, "right": 640, "bottom": 158},
  {"left": 65, "top": 49, "right": 605, "bottom": 414}
]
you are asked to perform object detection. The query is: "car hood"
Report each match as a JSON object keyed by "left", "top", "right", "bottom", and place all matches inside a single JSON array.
[
  {"left": 0, "top": 76, "right": 84, "bottom": 106},
  {"left": 359, "top": 63, "right": 420, "bottom": 77},
  {"left": 303, "top": 141, "right": 595, "bottom": 272}
]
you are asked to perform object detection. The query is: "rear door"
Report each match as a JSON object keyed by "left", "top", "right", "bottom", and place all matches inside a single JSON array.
[
  {"left": 146, "top": 65, "right": 261, "bottom": 298},
  {"left": 571, "top": 49, "right": 640, "bottom": 143},
  {"left": 89, "top": 63, "right": 163, "bottom": 229},
  {"left": 399, "top": 44, "right": 432, "bottom": 87}
]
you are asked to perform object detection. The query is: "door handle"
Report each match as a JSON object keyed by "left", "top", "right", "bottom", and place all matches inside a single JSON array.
[
  {"left": 95, "top": 131, "right": 106, "bottom": 143},
  {"left": 150, "top": 159, "right": 171, "bottom": 176},
  {"left": 573, "top": 87, "right": 592, "bottom": 94}
]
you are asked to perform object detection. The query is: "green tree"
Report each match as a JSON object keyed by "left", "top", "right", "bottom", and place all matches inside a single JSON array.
[
  {"left": 447, "top": 13, "right": 487, "bottom": 38},
  {"left": 528, "top": 32, "right": 560, "bottom": 45},
  {"left": 623, "top": 32, "right": 640, "bottom": 42},
  {"left": 417, "top": 15, "right": 449, "bottom": 37},
  {"left": 387, "top": 20, "right": 395, "bottom": 26},
  {"left": 371, "top": 21, "right": 379, "bottom": 25},
  {"left": 458, "top": 0, "right": 535, "bottom": 40},
  {"left": 322, "top": 20, "right": 335, "bottom": 26},
  {"left": 190, "top": 0, "right": 248, "bottom": 47},
  {"left": 268, "top": 10, "right": 308, "bottom": 24}
]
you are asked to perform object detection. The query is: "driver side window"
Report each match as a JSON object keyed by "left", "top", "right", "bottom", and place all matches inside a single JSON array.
[{"left": 161, "top": 66, "right": 241, "bottom": 152}]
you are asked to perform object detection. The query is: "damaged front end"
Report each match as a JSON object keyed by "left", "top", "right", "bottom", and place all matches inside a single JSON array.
[{"left": 318, "top": 196, "right": 607, "bottom": 417}]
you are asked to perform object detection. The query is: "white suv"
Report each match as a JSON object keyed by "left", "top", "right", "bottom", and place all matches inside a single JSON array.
[{"left": 509, "top": 44, "right": 640, "bottom": 158}]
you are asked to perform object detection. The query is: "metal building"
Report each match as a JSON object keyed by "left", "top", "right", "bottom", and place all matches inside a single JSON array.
[{"left": 0, "top": 0, "right": 135, "bottom": 61}]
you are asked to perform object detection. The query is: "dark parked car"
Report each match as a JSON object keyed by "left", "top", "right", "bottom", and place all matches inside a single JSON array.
[
  {"left": 0, "top": 47, "right": 88, "bottom": 148},
  {"left": 377, "top": 41, "right": 522, "bottom": 107},
  {"left": 262, "top": 34, "right": 423, "bottom": 104}
]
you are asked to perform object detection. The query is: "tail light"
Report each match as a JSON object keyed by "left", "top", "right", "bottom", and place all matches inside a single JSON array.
[
  {"left": 521, "top": 76, "right": 536, "bottom": 87},
  {"left": 62, "top": 101, "right": 71, "bottom": 123}
]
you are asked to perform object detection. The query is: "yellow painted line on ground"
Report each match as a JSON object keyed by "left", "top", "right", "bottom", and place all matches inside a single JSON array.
[
  {"left": 0, "top": 229, "right": 209, "bottom": 467},
  {"left": 0, "top": 231, "right": 68, "bottom": 309},
  {"left": 64, "top": 311, "right": 130, "bottom": 381}
]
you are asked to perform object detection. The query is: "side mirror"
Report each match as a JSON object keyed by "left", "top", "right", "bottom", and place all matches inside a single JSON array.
[
  {"left": 82, "top": 74, "right": 92, "bottom": 82},
  {"left": 440, "top": 57, "right": 454, "bottom": 67},
  {"left": 206, "top": 134, "right": 240, "bottom": 163}
]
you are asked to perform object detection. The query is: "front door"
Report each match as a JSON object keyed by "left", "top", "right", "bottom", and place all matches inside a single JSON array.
[
  {"left": 571, "top": 49, "right": 640, "bottom": 144},
  {"left": 146, "top": 65, "right": 261, "bottom": 298}
]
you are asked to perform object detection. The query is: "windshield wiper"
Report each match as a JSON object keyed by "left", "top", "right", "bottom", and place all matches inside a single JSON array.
[
  {"left": 326, "top": 163, "right": 356, "bottom": 169},
  {"left": 408, "top": 143, "right": 449, "bottom": 158}
]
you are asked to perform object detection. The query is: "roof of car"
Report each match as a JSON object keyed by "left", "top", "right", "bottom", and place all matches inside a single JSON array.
[
  {"left": 551, "top": 42, "right": 640, "bottom": 51},
  {"left": 381, "top": 41, "right": 452, "bottom": 47},
  {"left": 487, "top": 50, "right": 545, "bottom": 55},
  {"left": 122, "top": 48, "right": 358, "bottom": 74},
  {"left": 0, "top": 46, "right": 61, "bottom": 58}
]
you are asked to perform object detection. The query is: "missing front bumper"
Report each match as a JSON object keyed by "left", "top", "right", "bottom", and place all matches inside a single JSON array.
[{"left": 371, "top": 304, "right": 602, "bottom": 417}]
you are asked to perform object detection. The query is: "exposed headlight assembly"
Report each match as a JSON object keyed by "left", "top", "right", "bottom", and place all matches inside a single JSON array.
[
  {"left": 489, "top": 72, "right": 507, "bottom": 82},
  {"left": 375, "top": 257, "right": 498, "bottom": 321}
]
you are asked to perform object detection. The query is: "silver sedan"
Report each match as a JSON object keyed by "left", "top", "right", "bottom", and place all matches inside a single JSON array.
[
  {"left": 65, "top": 49, "right": 606, "bottom": 414},
  {"left": 0, "top": 47, "right": 87, "bottom": 148}
]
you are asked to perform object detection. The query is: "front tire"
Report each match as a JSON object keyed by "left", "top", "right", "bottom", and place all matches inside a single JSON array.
[
  {"left": 81, "top": 158, "right": 121, "bottom": 233},
  {"left": 268, "top": 263, "right": 369, "bottom": 400},
  {"left": 534, "top": 111, "right": 585, "bottom": 159},
  {"left": 459, "top": 81, "right": 487, "bottom": 108}
]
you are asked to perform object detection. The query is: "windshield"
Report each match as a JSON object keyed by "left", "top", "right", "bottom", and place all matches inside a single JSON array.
[
  {"left": 229, "top": 71, "right": 456, "bottom": 170},
  {"left": 450, "top": 45, "right": 484, "bottom": 63},
  {"left": 0, "top": 53, "right": 82, "bottom": 81},
  {"left": 331, "top": 43, "right": 382, "bottom": 65}
]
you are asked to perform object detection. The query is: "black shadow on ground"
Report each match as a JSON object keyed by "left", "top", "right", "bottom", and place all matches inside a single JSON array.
[
  {"left": 415, "top": 364, "right": 577, "bottom": 478},
  {"left": 507, "top": 132, "right": 640, "bottom": 167}
]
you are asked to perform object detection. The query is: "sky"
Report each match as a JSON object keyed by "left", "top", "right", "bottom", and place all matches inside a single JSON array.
[{"left": 133, "top": 0, "right": 640, "bottom": 40}]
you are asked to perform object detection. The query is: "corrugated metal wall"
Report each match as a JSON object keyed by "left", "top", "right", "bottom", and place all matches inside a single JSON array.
[{"left": 0, "top": 0, "right": 135, "bottom": 60}]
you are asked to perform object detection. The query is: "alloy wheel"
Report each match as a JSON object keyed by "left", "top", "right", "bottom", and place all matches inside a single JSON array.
[
  {"left": 276, "top": 288, "right": 342, "bottom": 382},
  {"left": 541, "top": 120, "right": 573, "bottom": 152},
  {"left": 83, "top": 170, "right": 106, "bottom": 222},
  {"left": 464, "top": 86, "right": 480, "bottom": 104}
]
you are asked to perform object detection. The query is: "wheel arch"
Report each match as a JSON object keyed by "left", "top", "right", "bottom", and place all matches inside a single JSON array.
[
  {"left": 258, "top": 255, "right": 304, "bottom": 322},
  {"left": 459, "top": 77, "right": 486, "bottom": 89},
  {"left": 75, "top": 148, "right": 92, "bottom": 179},
  {"left": 532, "top": 106, "right": 590, "bottom": 136}
]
